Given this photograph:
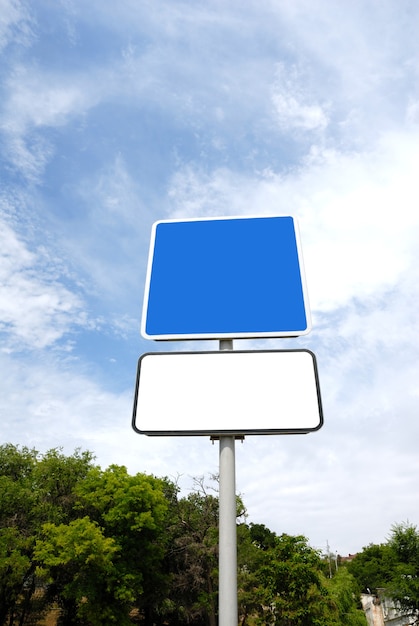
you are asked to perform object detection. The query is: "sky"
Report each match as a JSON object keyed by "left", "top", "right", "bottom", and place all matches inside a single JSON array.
[{"left": 1, "top": 0, "right": 418, "bottom": 557}]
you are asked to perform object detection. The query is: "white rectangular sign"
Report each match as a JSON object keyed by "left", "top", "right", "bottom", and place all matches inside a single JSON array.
[{"left": 132, "top": 350, "right": 323, "bottom": 436}]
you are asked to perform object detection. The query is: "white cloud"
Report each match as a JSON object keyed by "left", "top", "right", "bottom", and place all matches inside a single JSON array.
[
  {"left": 272, "top": 64, "right": 329, "bottom": 132},
  {"left": 5, "top": 134, "right": 54, "bottom": 183},
  {"left": 167, "top": 129, "right": 419, "bottom": 315},
  {"left": 58, "top": 155, "right": 155, "bottom": 304},
  {"left": 406, "top": 99, "right": 419, "bottom": 124},
  {"left": 0, "top": 64, "right": 100, "bottom": 180},
  {"left": 0, "top": 218, "right": 88, "bottom": 351},
  {"left": 8, "top": 79, "right": 87, "bottom": 132},
  {"left": 0, "top": 0, "right": 34, "bottom": 52},
  {"left": 276, "top": 1, "right": 417, "bottom": 105}
]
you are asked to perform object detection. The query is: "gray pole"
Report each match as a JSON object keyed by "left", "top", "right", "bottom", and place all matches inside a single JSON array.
[{"left": 218, "top": 339, "right": 238, "bottom": 626}]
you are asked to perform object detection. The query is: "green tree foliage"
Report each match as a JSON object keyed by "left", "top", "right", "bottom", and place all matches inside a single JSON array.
[
  {"left": 0, "top": 444, "right": 374, "bottom": 626},
  {"left": 33, "top": 448, "right": 95, "bottom": 523},
  {"left": 35, "top": 517, "right": 122, "bottom": 626},
  {"left": 0, "top": 445, "right": 172, "bottom": 625},
  {"left": 0, "top": 445, "right": 45, "bottom": 625},
  {"left": 0, "top": 527, "right": 32, "bottom": 625},
  {"left": 386, "top": 522, "right": 419, "bottom": 621},
  {"left": 73, "top": 464, "right": 171, "bottom": 622},
  {"left": 236, "top": 527, "right": 367, "bottom": 626},
  {"left": 161, "top": 484, "right": 220, "bottom": 626},
  {"left": 237, "top": 522, "right": 270, "bottom": 624},
  {"left": 0, "top": 444, "right": 95, "bottom": 625},
  {"left": 325, "top": 567, "right": 368, "bottom": 626},
  {"left": 249, "top": 522, "right": 277, "bottom": 551},
  {"left": 254, "top": 533, "right": 336, "bottom": 625},
  {"left": 347, "top": 542, "right": 395, "bottom": 593},
  {"left": 347, "top": 522, "right": 419, "bottom": 624}
]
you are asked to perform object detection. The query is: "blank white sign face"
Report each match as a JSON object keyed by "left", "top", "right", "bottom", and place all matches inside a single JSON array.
[{"left": 132, "top": 350, "right": 323, "bottom": 436}]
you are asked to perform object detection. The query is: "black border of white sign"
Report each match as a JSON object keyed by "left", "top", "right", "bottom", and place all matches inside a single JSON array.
[{"left": 132, "top": 349, "right": 323, "bottom": 436}]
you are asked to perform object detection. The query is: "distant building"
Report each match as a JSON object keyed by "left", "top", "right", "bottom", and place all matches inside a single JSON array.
[{"left": 339, "top": 553, "right": 358, "bottom": 563}]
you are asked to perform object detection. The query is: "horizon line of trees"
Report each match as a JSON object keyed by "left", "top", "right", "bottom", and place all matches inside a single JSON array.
[{"left": 1, "top": 443, "right": 417, "bottom": 625}]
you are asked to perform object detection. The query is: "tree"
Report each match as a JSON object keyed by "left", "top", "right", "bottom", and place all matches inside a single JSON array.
[
  {"left": 347, "top": 542, "right": 395, "bottom": 593},
  {"left": 325, "top": 567, "right": 367, "bottom": 626},
  {"left": 0, "top": 448, "right": 373, "bottom": 625},
  {"left": 0, "top": 527, "right": 32, "bottom": 626},
  {"left": 163, "top": 488, "right": 220, "bottom": 626},
  {"left": 387, "top": 522, "right": 419, "bottom": 623},
  {"left": 73, "top": 464, "right": 172, "bottom": 623},
  {"left": 35, "top": 517, "right": 125, "bottom": 626},
  {"left": 251, "top": 533, "right": 337, "bottom": 625},
  {"left": 33, "top": 447, "right": 95, "bottom": 523},
  {"left": 0, "top": 444, "right": 42, "bottom": 625},
  {"left": 0, "top": 444, "right": 96, "bottom": 625},
  {"left": 237, "top": 523, "right": 272, "bottom": 625},
  {"left": 249, "top": 522, "right": 277, "bottom": 551},
  {"left": 160, "top": 474, "right": 250, "bottom": 626}
]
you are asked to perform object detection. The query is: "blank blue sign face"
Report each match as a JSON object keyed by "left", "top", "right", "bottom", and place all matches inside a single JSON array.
[{"left": 141, "top": 216, "right": 311, "bottom": 339}]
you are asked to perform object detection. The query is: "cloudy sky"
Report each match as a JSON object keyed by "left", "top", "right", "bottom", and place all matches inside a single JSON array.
[{"left": 1, "top": 0, "right": 418, "bottom": 557}]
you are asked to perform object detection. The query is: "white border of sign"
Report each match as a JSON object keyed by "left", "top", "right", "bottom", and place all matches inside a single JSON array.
[
  {"left": 132, "top": 349, "right": 323, "bottom": 436},
  {"left": 141, "top": 215, "right": 312, "bottom": 340}
]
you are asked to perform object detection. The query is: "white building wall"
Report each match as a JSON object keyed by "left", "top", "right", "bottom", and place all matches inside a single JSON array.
[{"left": 361, "top": 594, "right": 416, "bottom": 626}]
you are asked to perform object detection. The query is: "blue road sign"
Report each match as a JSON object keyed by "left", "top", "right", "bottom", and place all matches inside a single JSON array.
[{"left": 141, "top": 215, "right": 311, "bottom": 340}]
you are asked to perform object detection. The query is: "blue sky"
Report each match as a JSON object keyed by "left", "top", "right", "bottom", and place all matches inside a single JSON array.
[{"left": 1, "top": 0, "right": 418, "bottom": 556}]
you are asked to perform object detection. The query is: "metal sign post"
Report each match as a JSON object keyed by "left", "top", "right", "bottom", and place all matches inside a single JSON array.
[
  {"left": 219, "top": 435, "right": 238, "bottom": 626},
  {"left": 133, "top": 215, "right": 324, "bottom": 626},
  {"left": 218, "top": 340, "right": 238, "bottom": 626}
]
